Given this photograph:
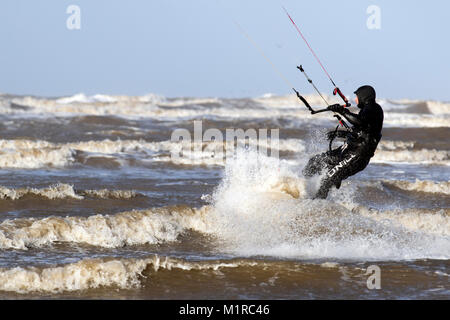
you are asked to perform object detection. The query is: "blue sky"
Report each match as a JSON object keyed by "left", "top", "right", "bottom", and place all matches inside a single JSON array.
[{"left": 0, "top": 0, "right": 449, "bottom": 100}]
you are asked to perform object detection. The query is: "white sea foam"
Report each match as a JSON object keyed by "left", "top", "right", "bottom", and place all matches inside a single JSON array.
[
  {"left": 383, "top": 179, "right": 450, "bottom": 195},
  {"left": 383, "top": 113, "right": 450, "bottom": 128},
  {"left": 427, "top": 101, "right": 450, "bottom": 115},
  {"left": 0, "top": 137, "right": 446, "bottom": 168},
  {"left": 6, "top": 93, "right": 449, "bottom": 127},
  {"left": 0, "top": 138, "right": 305, "bottom": 168},
  {"left": 0, "top": 206, "right": 210, "bottom": 250},
  {"left": 55, "top": 93, "right": 166, "bottom": 105},
  {"left": 204, "top": 150, "right": 450, "bottom": 260},
  {"left": 0, "top": 183, "right": 138, "bottom": 200},
  {"left": 0, "top": 144, "right": 75, "bottom": 168},
  {"left": 56, "top": 93, "right": 117, "bottom": 104},
  {"left": 355, "top": 207, "right": 449, "bottom": 236},
  {"left": 374, "top": 140, "right": 449, "bottom": 164},
  {"left": 0, "top": 154, "right": 448, "bottom": 261},
  {"left": 0, "top": 183, "right": 82, "bottom": 200},
  {"left": 372, "top": 149, "right": 449, "bottom": 165},
  {"left": 0, "top": 255, "right": 255, "bottom": 293}
]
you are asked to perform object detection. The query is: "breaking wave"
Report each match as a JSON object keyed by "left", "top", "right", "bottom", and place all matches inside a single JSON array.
[
  {"left": 0, "top": 151, "right": 448, "bottom": 262},
  {"left": 0, "top": 140, "right": 75, "bottom": 168},
  {"left": 0, "top": 183, "right": 138, "bottom": 201},
  {"left": 0, "top": 138, "right": 303, "bottom": 168},
  {"left": 3, "top": 93, "right": 449, "bottom": 127},
  {"left": 373, "top": 140, "right": 449, "bottom": 164},
  {"left": 0, "top": 138, "right": 447, "bottom": 169},
  {"left": 0, "top": 206, "right": 210, "bottom": 250},
  {"left": 382, "top": 179, "right": 450, "bottom": 195},
  {"left": 1, "top": 164, "right": 448, "bottom": 260},
  {"left": 204, "top": 151, "right": 450, "bottom": 260},
  {"left": 1, "top": 92, "right": 448, "bottom": 297},
  {"left": 0, "top": 255, "right": 256, "bottom": 293},
  {"left": 373, "top": 149, "right": 449, "bottom": 164},
  {"left": 354, "top": 207, "right": 449, "bottom": 237}
]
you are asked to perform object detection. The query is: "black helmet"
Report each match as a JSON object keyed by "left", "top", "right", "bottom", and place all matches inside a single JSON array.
[{"left": 354, "top": 85, "right": 376, "bottom": 108}]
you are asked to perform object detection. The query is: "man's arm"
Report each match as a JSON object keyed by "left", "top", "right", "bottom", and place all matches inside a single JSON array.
[
  {"left": 341, "top": 109, "right": 365, "bottom": 128},
  {"left": 328, "top": 104, "right": 365, "bottom": 128}
]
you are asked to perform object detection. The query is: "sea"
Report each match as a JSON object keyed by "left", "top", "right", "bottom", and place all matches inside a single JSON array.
[{"left": 0, "top": 92, "right": 448, "bottom": 299}]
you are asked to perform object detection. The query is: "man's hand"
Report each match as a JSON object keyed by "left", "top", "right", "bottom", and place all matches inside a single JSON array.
[{"left": 327, "top": 104, "right": 344, "bottom": 113}]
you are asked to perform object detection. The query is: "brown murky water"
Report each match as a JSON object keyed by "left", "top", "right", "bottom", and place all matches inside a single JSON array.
[{"left": 0, "top": 93, "right": 448, "bottom": 299}]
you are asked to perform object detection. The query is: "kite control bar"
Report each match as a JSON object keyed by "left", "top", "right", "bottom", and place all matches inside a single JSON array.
[{"left": 292, "top": 87, "right": 349, "bottom": 129}]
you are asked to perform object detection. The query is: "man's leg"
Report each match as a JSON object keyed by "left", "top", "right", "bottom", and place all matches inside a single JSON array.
[
  {"left": 313, "top": 151, "right": 370, "bottom": 199},
  {"left": 302, "top": 148, "right": 342, "bottom": 177},
  {"left": 302, "top": 153, "right": 328, "bottom": 177}
]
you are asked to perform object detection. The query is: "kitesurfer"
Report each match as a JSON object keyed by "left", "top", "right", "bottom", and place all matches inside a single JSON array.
[{"left": 303, "top": 85, "right": 384, "bottom": 199}]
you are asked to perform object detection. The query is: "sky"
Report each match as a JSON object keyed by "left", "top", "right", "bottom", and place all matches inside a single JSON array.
[{"left": 0, "top": 0, "right": 449, "bottom": 101}]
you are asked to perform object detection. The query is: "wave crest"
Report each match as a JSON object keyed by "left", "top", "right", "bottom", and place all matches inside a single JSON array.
[
  {"left": 0, "top": 255, "right": 257, "bottom": 293},
  {"left": 0, "top": 183, "right": 138, "bottom": 200},
  {"left": 383, "top": 179, "right": 450, "bottom": 195},
  {"left": 0, "top": 206, "right": 210, "bottom": 250}
]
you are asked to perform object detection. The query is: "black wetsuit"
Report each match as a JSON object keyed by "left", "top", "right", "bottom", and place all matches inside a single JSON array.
[{"left": 303, "top": 85, "right": 384, "bottom": 199}]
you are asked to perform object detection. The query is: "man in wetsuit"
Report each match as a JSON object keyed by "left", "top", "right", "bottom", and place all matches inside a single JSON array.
[{"left": 302, "top": 85, "right": 384, "bottom": 199}]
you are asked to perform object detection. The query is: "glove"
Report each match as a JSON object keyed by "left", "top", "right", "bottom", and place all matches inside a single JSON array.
[{"left": 327, "top": 104, "right": 344, "bottom": 113}]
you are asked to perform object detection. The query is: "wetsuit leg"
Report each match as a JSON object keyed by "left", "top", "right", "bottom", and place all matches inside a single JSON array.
[
  {"left": 314, "top": 151, "right": 370, "bottom": 199},
  {"left": 302, "top": 153, "right": 328, "bottom": 177},
  {"left": 302, "top": 148, "right": 342, "bottom": 177}
]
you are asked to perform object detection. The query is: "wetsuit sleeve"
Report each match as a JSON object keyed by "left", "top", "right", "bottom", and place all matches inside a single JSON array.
[{"left": 340, "top": 109, "right": 366, "bottom": 128}]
